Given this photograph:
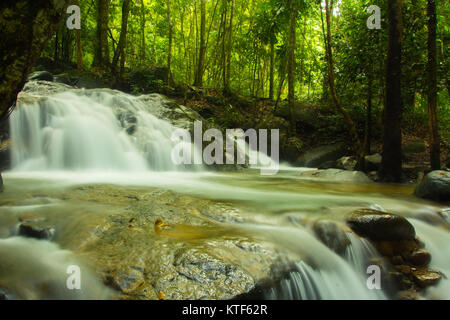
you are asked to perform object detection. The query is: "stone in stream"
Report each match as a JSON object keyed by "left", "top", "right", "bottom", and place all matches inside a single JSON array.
[
  {"left": 312, "top": 220, "right": 350, "bottom": 255},
  {"left": 346, "top": 209, "right": 416, "bottom": 241},
  {"left": 18, "top": 223, "right": 55, "bottom": 240},
  {"left": 364, "top": 153, "right": 382, "bottom": 171},
  {"left": 414, "top": 170, "right": 450, "bottom": 203},
  {"left": 28, "top": 71, "right": 54, "bottom": 82},
  {"left": 298, "top": 169, "right": 371, "bottom": 183},
  {"left": 336, "top": 156, "right": 357, "bottom": 171},
  {"left": 296, "top": 143, "right": 348, "bottom": 168},
  {"left": 411, "top": 268, "right": 441, "bottom": 288}
]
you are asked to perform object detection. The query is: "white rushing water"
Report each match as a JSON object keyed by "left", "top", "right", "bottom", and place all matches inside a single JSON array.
[{"left": 11, "top": 90, "right": 199, "bottom": 172}]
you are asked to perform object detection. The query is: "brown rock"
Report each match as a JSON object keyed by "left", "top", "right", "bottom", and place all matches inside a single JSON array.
[
  {"left": 394, "top": 265, "right": 411, "bottom": 275},
  {"left": 391, "top": 255, "right": 404, "bottom": 265},
  {"left": 407, "top": 249, "right": 431, "bottom": 266},
  {"left": 411, "top": 268, "right": 441, "bottom": 287}
]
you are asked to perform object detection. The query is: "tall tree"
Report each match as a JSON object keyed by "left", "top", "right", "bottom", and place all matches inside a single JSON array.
[
  {"left": 166, "top": 0, "right": 174, "bottom": 84},
  {"left": 379, "top": 0, "right": 404, "bottom": 182},
  {"left": 322, "top": 0, "right": 364, "bottom": 166},
  {"left": 194, "top": 0, "right": 207, "bottom": 87},
  {"left": 75, "top": 0, "right": 83, "bottom": 71},
  {"left": 427, "top": 0, "right": 440, "bottom": 170},
  {"left": 112, "top": 0, "right": 131, "bottom": 80},
  {"left": 139, "top": 0, "right": 146, "bottom": 65},
  {"left": 92, "top": 0, "right": 111, "bottom": 68},
  {"left": 287, "top": 0, "right": 297, "bottom": 134}
]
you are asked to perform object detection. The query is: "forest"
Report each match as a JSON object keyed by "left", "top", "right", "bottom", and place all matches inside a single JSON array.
[{"left": 0, "top": 0, "right": 449, "bottom": 302}]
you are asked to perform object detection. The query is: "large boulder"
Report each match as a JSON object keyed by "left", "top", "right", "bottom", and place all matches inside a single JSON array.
[
  {"left": 296, "top": 143, "right": 348, "bottom": 168},
  {"left": 365, "top": 153, "right": 382, "bottom": 171},
  {"left": 28, "top": 71, "right": 53, "bottom": 82},
  {"left": 414, "top": 170, "right": 450, "bottom": 203},
  {"left": 298, "top": 169, "right": 371, "bottom": 183},
  {"left": 346, "top": 209, "right": 416, "bottom": 241},
  {"left": 336, "top": 156, "right": 357, "bottom": 171}
]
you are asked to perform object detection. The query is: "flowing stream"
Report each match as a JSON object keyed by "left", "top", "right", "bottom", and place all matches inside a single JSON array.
[{"left": 0, "top": 86, "right": 448, "bottom": 300}]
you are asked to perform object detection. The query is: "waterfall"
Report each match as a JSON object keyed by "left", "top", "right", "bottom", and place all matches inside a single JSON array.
[
  {"left": 10, "top": 89, "right": 200, "bottom": 172},
  {"left": 240, "top": 224, "right": 386, "bottom": 300}
]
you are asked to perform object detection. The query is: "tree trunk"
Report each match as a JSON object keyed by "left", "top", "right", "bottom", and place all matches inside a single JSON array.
[
  {"left": 75, "top": 0, "right": 82, "bottom": 71},
  {"left": 112, "top": 0, "right": 130, "bottom": 81},
  {"left": 167, "top": 0, "right": 173, "bottom": 84},
  {"left": 323, "top": 0, "right": 364, "bottom": 167},
  {"left": 379, "top": 0, "right": 403, "bottom": 182},
  {"left": 139, "top": 0, "right": 146, "bottom": 65},
  {"left": 194, "top": 0, "right": 206, "bottom": 87},
  {"left": 269, "top": 41, "right": 275, "bottom": 100},
  {"left": 224, "top": 0, "right": 234, "bottom": 94},
  {"left": 364, "top": 75, "right": 373, "bottom": 155},
  {"left": 0, "top": 0, "right": 70, "bottom": 119},
  {"left": 287, "top": 2, "right": 297, "bottom": 134},
  {"left": 427, "top": 0, "right": 440, "bottom": 170},
  {"left": 93, "top": 0, "right": 110, "bottom": 68}
]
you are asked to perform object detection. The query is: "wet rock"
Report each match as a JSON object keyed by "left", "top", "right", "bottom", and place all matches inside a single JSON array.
[
  {"left": 414, "top": 170, "right": 450, "bottom": 203},
  {"left": 312, "top": 220, "right": 350, "bottom": 255},
  {"left": 65, "top": 185, "right": 299, "bottom": 300},
  {"left": 396, "top": 290, "right": 420, "bottom": 300},
  {"left": 28, "top": 71, "right": 54, "bottom": 82},
  {"left": 391, "top": 255, "right": 404, "bottom": 265},
  {"left": 406, "top": 249, "right": 431, "bottom": 267},
  {"left": 346, "top": 209, "right": 416, "bottom": 241},
  {"left": 336, "top": 156, "right": 357, "bottom": 171},
  {"left": 374, "top": 240, "right": 419, "bottom": 257},
  {"left": 298, "top": 169, "right": 371, "bottom": 183},
  {"left": 18, "top": 223, "right": 55, "bottom": 240},
  {"left": 0, "top": 139, "right": 11, "bottom": 171},
  {"left": 365, "top": 153, "right": 382, "bottom": 171},
  {"left": 411, "top": 268, "right": 441, "bottom": 287},
  {"left": 296, "top": 143, "right": 348, "bottom": 168}
]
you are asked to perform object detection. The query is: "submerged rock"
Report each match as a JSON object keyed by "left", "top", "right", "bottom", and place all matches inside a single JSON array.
[
  {"left": 18, "top": 223, "right": 55, "bottom": 240},
  {"left": 414, "top": 170, "right": 450, "bottom": 203},
  {"left": 56, "top": 185, "right": 299, "bottom": 300},
  {"left": 298, "top": 169, "right": 371, "bottom": 183},
  {"left": 346, "top": 209, "right": 416, "bottom": 241},
  {"left": 365, "top": 153, "right": 382, "bottom": 171},
  {"left": 28, "top": 71, "right": 54, "bottom": 82},
  {"left": 336, "top": 156, "right": 357, "bottom": 171},
  {"left": 411, "top": 268, "right": 441, "bottom": 287},
  {"left": 296, "top": 143, "right": 348, "bottom": 168},
  {"left": 312, "top": 220, "right": 350, "bottom": 255}
]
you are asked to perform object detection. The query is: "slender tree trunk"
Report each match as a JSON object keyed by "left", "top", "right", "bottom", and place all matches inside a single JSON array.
[
  {"left": 287, "top": 3, "right": 297, "bottom": 134},
  {"left": 323, "top": 0, "right": 364, "bottom": 167},
  {"left": 269, "top": 41, "right": 275, "bottom": 100},
  {"left": 379, "top": 0, "right": 403, "bottom": 182},
  {"left": 139, "top": 0, "right": 146, "bottom": 64},
  {"left": 427, "top": 0, "right": 440, "bottom": 170},
  {"left": 194, "top": 0, "right": 207, "bottom": 87},
  {"left": 167, "top": 0, "right": 173, "bottom": 84},
  {"left": 112, "top": 0, "right": 130, "bottom": 81},
  {"left": 364, "top": 75, "right": 373, "bottom": 155},
  {"left": 93, "top": 0, "right": 110, "bottom": 68},
  {"left": 224, "top": 0, "right": 234, "bottom": 94},
  {"left": 74, "top": 0, "right": 82, "bottom": 71}
]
